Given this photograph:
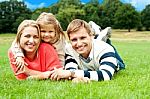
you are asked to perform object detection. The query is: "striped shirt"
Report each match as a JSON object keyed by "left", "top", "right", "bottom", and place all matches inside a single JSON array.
[{"left": 65, "top": 39, "right": 119, "bottom": 81}]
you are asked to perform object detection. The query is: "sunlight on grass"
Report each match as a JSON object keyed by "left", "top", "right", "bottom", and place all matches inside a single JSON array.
[{"left": 0, "top": 32, "right": 150, "bottom": 98}]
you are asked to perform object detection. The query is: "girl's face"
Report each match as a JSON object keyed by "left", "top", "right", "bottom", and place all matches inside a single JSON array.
[
  {"left": 40, "top": 24, "right": 57, "bottom": 44},
  {"left": 20, "top": 26, "right": 40, "bottom": 55}
]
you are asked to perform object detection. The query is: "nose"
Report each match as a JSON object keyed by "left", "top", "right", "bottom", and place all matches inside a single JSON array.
[
  {"left": 76, "top": 39, "right": 82, "bottom": 47},
  {"left": 45, "top": 32, "right": 49, "bottom": 36},
  {"left": 29, "top": 37, "right": 34, "bottom": 43}
]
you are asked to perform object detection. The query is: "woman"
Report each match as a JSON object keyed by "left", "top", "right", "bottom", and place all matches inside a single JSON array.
[{"left": 8, "top": 20, "right": 62, "bottom": 80}]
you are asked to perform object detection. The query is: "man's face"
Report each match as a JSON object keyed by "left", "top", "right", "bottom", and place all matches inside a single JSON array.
[{"left": 69, "top": 27, "right": 92, "bottom": 58}]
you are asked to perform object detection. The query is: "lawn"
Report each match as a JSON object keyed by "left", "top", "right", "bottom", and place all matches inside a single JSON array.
[{"left": 0, "top": 31, "right": 150, "bottom": 99}]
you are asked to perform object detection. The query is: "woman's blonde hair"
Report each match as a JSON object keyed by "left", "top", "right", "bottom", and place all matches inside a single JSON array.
[
  {"left": 36, "top": 12, "right": 64, "bottom": 42},
  {"left": 66, "top": 19, "right": 93, "bottom": 38},
  {"left": 15, "top": 20, "right": 41, "bottom": 44}
]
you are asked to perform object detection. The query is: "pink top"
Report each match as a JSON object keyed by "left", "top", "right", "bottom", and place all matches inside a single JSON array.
[{"left": 8, "top": 43, "right": 62, "bottom": 80}]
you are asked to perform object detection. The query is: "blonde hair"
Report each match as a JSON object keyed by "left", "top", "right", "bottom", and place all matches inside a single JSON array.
[
  {"left": 15, "top": 20, "right": 41, "bottom": 44},
  {"left": 36, "top": 12, "right": 64, "bottom": 42},
  {"left": 66, "top": 19, "right": 93, "bottom": 38}
]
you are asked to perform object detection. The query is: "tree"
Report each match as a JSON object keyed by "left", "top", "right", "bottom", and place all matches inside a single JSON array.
[
  {"left": 102, "top": 0, "right": 123, "bottom": 27},
  {"left": 0, "top": 0, "right": 31, "bottom": 33},
  {"left": 141, "top": 4, "right": 150, "bottom": 31},
  {"left": 31, "top": 7, "right": 50, "bottom": 20},
  {"left": 82, "top": 2, "right": 105, "bottom": 28},
  {"left": 56, "top": 5, "right": 85, "bottom": 30},
  {"left": 114, "top": 4, "right": 140, "bottom": 32}
]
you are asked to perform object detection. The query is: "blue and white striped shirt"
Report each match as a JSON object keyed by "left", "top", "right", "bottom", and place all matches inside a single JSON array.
[{"left": 65, "top": 39, "right": 119, "bottom": 81}]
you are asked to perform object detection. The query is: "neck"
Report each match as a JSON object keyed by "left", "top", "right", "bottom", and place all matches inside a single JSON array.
[{"left": 25, "top": 51, "right": 37, "bottom": 61}]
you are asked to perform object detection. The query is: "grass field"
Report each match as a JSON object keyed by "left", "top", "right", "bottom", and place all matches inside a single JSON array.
[{"left": 0, "top": 30, "right": 150, "bottom": 99}]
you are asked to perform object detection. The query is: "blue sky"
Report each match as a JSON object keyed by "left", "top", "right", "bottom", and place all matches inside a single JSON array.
[{"left": 0, "top": 0, "right": 150, "bottom": 11}]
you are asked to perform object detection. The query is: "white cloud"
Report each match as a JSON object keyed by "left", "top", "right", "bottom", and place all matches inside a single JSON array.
[
  {"left": 24, "top": 1, "right": 46, "bottom": 10},
  {"left": 123, "top": 0, "right": 150, "bottom": 11}
]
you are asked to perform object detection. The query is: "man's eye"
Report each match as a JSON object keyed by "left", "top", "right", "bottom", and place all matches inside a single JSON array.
[
  {"left": 81, "top": 37, "right": 86, "bottom": 40},
  {"left": 71, "top": 39, "right": 77, "bottom": 42}
]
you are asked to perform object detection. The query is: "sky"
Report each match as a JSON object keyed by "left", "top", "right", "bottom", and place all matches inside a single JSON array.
[{"left": 0, "top": 0, "right": 150, "bottom": 11}]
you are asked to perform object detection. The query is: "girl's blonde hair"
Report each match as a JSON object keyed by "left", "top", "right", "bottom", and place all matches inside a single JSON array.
[
  {"left": 36, "top": 12, "right": 64, "bottom": 42},
  {"left": 15, "top": 20, "right": 41, "bottom": 44},
  {"left": 66, "top": 19, "right": 93, "bottom": 38}
]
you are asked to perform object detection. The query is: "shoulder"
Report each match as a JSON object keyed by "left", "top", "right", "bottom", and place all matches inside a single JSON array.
[
  {"left": 93, "top": 40, "right": 114, "bottom": 51},
  {"left": 39, "top": 43, "right": 55, "bottom": 50}
]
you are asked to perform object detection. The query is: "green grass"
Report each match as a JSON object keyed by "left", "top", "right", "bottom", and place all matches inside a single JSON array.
[{"left": 0, "top": 33, "right": 150, "bottom": 99}]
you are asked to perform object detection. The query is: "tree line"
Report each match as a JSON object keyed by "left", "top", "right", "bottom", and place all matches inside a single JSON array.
[{"left": 0, "top": 0, "right": 150, "bottom": 33}]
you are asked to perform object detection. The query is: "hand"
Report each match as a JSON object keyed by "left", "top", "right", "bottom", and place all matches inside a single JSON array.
[
  {"left": 72, "top": 77, "right": 90, "bottom": 83},
  {"left": 12, "top": 56, "right": 28, "bottom": 73},
  {"left": 27, "top": 71, "right": 51, "bottom": 80},
  {"left": 15, "top": 65, "right": 27, "bottom": 76},
  {"left": 50, "top": 68, "right": 71, "bottom": 81}
]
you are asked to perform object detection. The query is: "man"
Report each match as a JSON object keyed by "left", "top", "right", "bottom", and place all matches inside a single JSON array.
[{"left": 50, "top": 19, "right": 124, "bottom": 83}]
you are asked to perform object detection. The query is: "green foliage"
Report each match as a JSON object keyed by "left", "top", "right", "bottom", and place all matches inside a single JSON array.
[
  {"left": 31, "top": 7, "right": 50, "bottom": 20},
  {"left": 0, "top": 1, "right": 31, "bottom": 33},
  {"left": 56, "top": 5, "right": 85, "bottom": 30},
  {"left": 114, "top": 4, "right": 140, "bottom": 32},
  {"left": 141, "top": 4, "right": 150, "bottom": 31},
  {"left": 0, "top": 33, "right": 150, "bottom": 98},
  {"left": 102, "top": 0, "right": 123, "bottom": 27},
  {"left": 1, "top": 0, "right": 150, "bottom": 33}
]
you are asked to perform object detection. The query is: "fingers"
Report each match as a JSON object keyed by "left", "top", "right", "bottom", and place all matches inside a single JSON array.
[
  {"left": 15, "top": 65, "right": 24, "bottom": 73},
  {"left": 72, "top": 77, "right": 90, "bottom": 83},
  {"left": 15, "top": 70, "right": 24, "bottom": 76},
  {"left": 14, "top": 62, "right": 28, "bottom": 73},
  {"left": 50, "top": 72, "right": 59, "bottom": 81}
]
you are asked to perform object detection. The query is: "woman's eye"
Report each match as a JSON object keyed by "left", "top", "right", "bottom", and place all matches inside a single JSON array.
[
  {"left": 24, "top": 34, "right": 30, "bottom": 38},
  {"left": 34, "top": 36, "right": 39, "bottom": 39}
]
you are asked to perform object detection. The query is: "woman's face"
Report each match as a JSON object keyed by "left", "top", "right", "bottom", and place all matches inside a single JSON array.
[
  {"left": 40, "top": 24, "right": 57, "bottom": 44},
  {"left": 20, "top": 26, "right": 40, "bottom": 55}
]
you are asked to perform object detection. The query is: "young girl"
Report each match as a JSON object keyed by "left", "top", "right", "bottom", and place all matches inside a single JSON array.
[{"left": 8, "top": 20, "right": 62, "bottom": 80}]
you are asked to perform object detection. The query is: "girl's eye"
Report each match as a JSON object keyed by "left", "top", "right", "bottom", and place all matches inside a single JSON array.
[{"left": 40, "top": 30, "right": 46, "bottom": 33}]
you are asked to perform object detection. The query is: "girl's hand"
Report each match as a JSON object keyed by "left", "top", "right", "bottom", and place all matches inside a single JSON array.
[{"left": 12, "top": 56, "right": 28, "bottom": 73}]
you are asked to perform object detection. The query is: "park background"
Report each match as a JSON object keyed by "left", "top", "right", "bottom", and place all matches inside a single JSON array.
[{"left": 0, "top": 0, "right": 150, "bottom": 98}]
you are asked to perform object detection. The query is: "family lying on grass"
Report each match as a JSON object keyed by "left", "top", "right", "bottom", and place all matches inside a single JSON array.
[{"left": 8, "top": 12, "right": 125, "bottom": 83}]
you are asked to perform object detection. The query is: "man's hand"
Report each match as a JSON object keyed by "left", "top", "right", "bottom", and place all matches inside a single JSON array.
[{"left": 72, "top": 77, "right": 90, "bottom": 83}]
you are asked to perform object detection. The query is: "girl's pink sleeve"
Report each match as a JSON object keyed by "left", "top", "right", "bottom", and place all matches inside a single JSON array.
[{"left": 8, "top": 49, "right": 27, "bottom": 80}]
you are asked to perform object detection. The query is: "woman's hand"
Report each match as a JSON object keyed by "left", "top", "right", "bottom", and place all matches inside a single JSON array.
[
  {"left": 27, "top": 71, "right": 51, "bottom": 80},
  {"left": 50, "top": 68, "right": 71, "bottom": 81}
]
